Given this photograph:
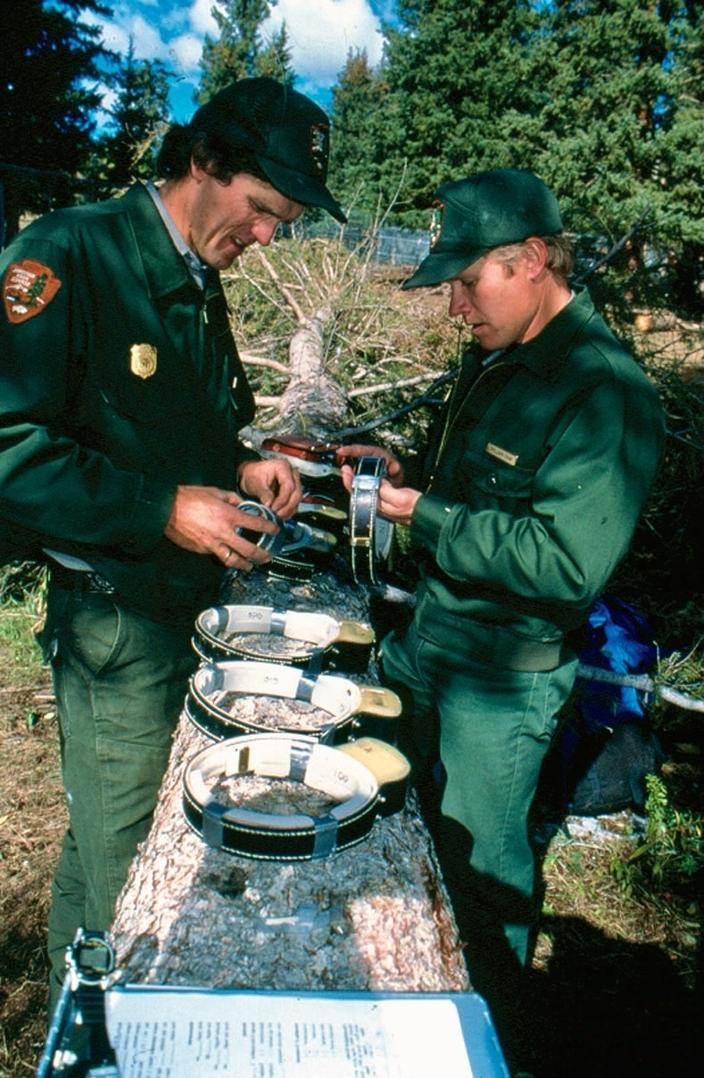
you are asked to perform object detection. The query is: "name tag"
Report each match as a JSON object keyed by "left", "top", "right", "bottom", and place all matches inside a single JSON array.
[{"left": 485, "top": 442, "right": 518, "bottom": 466}]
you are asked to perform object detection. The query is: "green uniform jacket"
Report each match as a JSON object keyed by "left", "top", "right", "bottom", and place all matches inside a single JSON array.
[
  {"left": 409, "top": 287, "right": 665, "bottom": 652},
  {"left": 0, "top": 183, "right": 256, "bottom": 621}
]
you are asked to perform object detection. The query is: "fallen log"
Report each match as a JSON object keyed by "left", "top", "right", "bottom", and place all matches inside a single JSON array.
[
  {"left": 111, "top": 569, "right": 469, "bottom": 994},
  {"left": 111, "top": 254, "right": 468, "bottom": 992}
]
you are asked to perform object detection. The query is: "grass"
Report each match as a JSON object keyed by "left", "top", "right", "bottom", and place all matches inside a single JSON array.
[{"left": 0, "top": 569, "right": 63, "bottom": 1078}]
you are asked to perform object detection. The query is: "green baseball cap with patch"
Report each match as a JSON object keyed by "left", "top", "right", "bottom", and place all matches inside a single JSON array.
[
  {"left": 189, "top": 77, "right": 346, "bottom": 223},
  {"left": 402, "top": 168, "right": 563, "bottom": 289}
]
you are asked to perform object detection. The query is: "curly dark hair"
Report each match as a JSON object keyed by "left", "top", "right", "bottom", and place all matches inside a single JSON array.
[{"left": 156, "top": 124, "right": 270, "bottom": 185}]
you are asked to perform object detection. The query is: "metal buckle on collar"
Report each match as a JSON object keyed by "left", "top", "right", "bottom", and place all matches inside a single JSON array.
[{"left": 349, "top": 456, "right": 394, "bottom": 585}]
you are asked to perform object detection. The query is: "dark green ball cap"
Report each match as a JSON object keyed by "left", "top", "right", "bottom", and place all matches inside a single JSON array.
[
  {"left": 402, "top": 168, "right": 563, "bottom": 289},
  {"left": 189, "top": 77, "right": 346, "bottom": 223}
]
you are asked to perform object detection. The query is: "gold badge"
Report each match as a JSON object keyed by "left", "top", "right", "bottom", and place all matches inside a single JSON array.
[
  {"left": 485, "top": 442, "right": 519, "bottom": 466},
  {"left": 129, "top": 343, "right": 157, "bottom": 379}
]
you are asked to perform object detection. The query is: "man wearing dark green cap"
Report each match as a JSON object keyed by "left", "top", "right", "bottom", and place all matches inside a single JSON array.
[
  {"left": 0, "top": 76, "right": 345, "bottom": 1011},
  {"left": 340, "top": 168, "right": 663, "bottom": 1066}
]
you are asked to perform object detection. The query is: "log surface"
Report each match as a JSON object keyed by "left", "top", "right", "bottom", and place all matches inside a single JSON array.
[{"left": 111, "top": 569, "right": 469, "bottom": 993}]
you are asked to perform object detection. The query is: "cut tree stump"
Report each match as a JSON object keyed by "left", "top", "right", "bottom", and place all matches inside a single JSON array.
[{"left": 111, "top": 568, "right": 469, "bottom": 993}]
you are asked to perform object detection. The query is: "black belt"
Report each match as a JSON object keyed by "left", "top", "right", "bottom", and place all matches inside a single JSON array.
[
  {"left": 349, "top": 456, "right": 394, "bottom": 585},
  {"left": 185, "top": 659, "right": 402, "bottom": 745},
  {"left": 192, "top": 604, "right": 375, "bottom": 674},
  {"left": 50, "top": 563, "right": 116, "bottom": 595},
  {"left": 182, "top": 733, "right": 409, "bottom": 861}
]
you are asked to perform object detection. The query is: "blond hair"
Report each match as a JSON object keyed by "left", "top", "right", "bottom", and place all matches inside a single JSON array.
[{"left": 489, "top": 234, "right": 575, "bottom": 282}]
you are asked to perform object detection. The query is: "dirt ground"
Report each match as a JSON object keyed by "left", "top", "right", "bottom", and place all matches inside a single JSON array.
[{"left": 0, "top": 616, "right": 702, "bottom": 1077}]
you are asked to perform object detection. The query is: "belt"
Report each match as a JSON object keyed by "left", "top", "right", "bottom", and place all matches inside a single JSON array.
[
  {"left": 182, "top": 733, "right": 409, "bottom": 861},
  {"left": 185, "top": 659, "right": 402, "bottom": 745},
  {"left": 193, "top": 604, "right": 375, "bottom": 674},
  {"left": 349, "top": 456, "right": 394, "bottom": 585},
  {"left": 50, "top": 563, "right": 117, "bottom": 596},
  {"left": 414, "top": 599, "right": 574, "bottom": 673}
]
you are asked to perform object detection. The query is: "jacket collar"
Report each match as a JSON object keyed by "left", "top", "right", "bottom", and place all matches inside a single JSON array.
[
  {"left": 507, "top": 286, "right": 596, "bottom": 381},
  {"left": 121, "top": 183, "right": 197, "bottom": 300}
]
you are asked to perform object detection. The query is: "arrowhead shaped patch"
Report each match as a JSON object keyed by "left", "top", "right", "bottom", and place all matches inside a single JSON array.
[{"left": 3, "top": 259, "right": 62, "bottom": 323}]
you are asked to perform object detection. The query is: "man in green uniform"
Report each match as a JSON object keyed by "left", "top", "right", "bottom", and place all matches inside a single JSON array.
[
  {"left": 0, "top": 77, "right": 346, "bottom": 1009},
  {"left": 340, "top": 168, "right": 664, "bottom": 1070}
]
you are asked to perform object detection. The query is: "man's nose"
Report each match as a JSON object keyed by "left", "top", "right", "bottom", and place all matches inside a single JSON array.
[
  {"left": 448, "top": 283, "right": 468, "bottom": 318},
  {"left": 251, "top": 218, "right": 279, "bottom": 246}
]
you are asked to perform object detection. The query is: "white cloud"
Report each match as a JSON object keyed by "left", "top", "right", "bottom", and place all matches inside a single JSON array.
[
  {"left": 168, "top": 32, "right": 205, "bottom": 72},
  {"left": 93, "top": 6, "right": 172, "bottom": 64},
  {"left": 266, "top": 0, "right": 384, "bottom": 85},
  {"left": 188, "top": 0, "right": 219, "bottom": 37},
  {"left": 90, "top": 0, "right": 386, "bottom": 118}
]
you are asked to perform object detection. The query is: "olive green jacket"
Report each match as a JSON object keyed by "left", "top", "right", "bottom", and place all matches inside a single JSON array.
[
  {"left": 0, "top": 184, "right": 256, "bottom": 620},
  {"left": 409, "top": 287, "right": 665, "bottom": 653}
]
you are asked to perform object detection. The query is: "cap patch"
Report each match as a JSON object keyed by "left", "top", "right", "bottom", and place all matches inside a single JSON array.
[
  {"left": 429, "top": 200, "right": 444, "bottom": 249},
  {"left": 3, "top": 259, "right": 62, "bottom": 324},
  {"left": 309, "top": 123, "right": 328, "bottom": 175}
]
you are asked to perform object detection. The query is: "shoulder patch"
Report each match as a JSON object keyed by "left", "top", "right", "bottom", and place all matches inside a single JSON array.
[{"left": 3, "top": 259, "right": 62, "bottom": 324}]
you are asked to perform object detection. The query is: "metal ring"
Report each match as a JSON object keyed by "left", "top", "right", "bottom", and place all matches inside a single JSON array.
[{"left": 236, "top": 501, "right": 280, "bottom": 553}]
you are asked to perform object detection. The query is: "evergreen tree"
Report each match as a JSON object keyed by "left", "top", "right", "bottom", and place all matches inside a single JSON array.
[
  {"left": 374, "top": 0, "right": 541, "bottom": 224},
  {"left": 1, "top": 0, "right": 111, "bottom": 243},
  {"left": 529, "top": 0, "right": 704, "bottom": 316},
  {"left": 91, "top": 43, "right": 171, "bottom": 196},
  {"left": 657, "top": 3, "right": 704, "bottom": 314},
  {"left": 198, "top": 0, "right": 293, "bottom": 104},
  {"left": 329, "top": 50, "right": 388, "bottom": 219}
]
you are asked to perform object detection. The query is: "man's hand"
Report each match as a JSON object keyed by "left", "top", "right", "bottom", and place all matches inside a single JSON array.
[
  {"left": 336, "top": 444, "right": 405, "bottom": 488},
  {"left": 339, "top": 465, "right": 421, "bottom": 528},
  {"left": 237, "top": 458, "right": 302, "bottom": 519},
  {"left": 164, "top": 485, "right": 279, "bottom": 572}
]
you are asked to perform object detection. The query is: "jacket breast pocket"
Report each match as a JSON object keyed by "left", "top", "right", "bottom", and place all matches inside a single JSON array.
[
  {"left": 97, "top": 368, "right": 196, "bottom": 430},
  {"left": 460, "top": 448, "right": 536, "bottom": 510}
]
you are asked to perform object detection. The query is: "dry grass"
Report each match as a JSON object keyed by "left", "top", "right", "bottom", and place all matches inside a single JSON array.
[{"left": 0, "top": 598, "right": 64, "bottom": 1078}]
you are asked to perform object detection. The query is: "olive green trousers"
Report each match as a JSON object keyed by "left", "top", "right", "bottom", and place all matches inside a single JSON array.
[
  {"left": 380, "top": 619, "right": 577, "bottom": 1067},
  {"left": 41, "top": 581, "right": 197, "bottom": 1012}
]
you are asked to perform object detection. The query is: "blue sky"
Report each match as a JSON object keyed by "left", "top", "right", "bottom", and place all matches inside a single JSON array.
[{"left": 90, "top": 0, "right": 397, "bottom": 123}]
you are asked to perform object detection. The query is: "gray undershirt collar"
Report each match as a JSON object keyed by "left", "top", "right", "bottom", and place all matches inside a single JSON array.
[{"left": 146, "top": 181, "right": 207, "bottom": 289}]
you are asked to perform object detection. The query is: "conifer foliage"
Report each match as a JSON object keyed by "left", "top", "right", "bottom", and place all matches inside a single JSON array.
[
  {"left": 198, "top": 0, "right": 294, "bottom": 103},
  {"left": 328, "top": 0, "right": 703, "bottom": 315},
  {"left": 1, "top": 0, "right": 110, "bottom": 241}
]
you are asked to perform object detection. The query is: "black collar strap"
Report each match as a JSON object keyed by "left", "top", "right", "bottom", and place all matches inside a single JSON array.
[
  {"left": 185, "top": 660, "right": 401, "bottom": 745},
  {"left": 193, "top": 604, "right": 375, "bottom": 674},
  {"left": 182, "top": 733, "right": 409, "bottom": 861},
  {"left": 349, "top": 456, "right": 394, "bottom": 585}
]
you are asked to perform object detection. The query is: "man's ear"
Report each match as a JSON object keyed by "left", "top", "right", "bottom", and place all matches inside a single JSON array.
[
  {"left": 190, "top": 157, "right": 206, "bottom": 182},
  {"left": 522, "top": 237, "right": 550, "bottom": 279}
]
